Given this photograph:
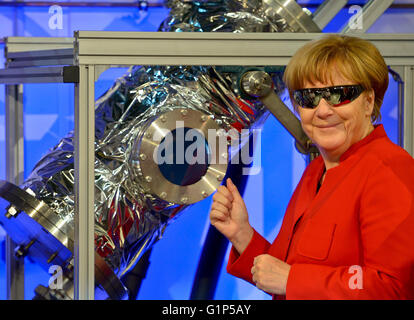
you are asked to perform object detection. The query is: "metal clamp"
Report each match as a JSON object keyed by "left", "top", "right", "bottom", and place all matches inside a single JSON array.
[{"left": 240, "top": 70, "right": 318, "bottom": 156}]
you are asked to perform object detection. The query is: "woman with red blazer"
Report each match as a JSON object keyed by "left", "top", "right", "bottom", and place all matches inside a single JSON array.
[{"left": 209, "top": 35, "right": 414, "bottom": 299}]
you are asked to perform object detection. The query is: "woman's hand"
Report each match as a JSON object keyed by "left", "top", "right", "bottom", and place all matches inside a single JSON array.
[
  {"left": 209, "top": 178, "right": 254, "bottom": 254},
  {"left": 251, "top": 254, "right": 291, "bottom": 295}
]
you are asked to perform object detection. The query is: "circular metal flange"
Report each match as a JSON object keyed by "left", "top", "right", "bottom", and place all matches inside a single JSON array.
[
  {"left": 33, "top": 254, "right": 127, "bottom": 300},
  {"left": 0, "top": 180, "right": 127, "bottom": 300},
  {"left": 0, "top": 180, "right": 73, "bottom": 270},
  {"left": 133, "top": 108, "right": 228, "bottom": 204}
]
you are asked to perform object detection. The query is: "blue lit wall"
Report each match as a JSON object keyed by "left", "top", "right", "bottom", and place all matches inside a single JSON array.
[{"left": 0, "top": 1, "right": 413, "bottom": 300}]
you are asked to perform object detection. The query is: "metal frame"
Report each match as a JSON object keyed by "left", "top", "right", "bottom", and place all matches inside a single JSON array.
[
  {"left": 5, "top": 83, "right": 24, "bottom": 300},
  {"left": 313, "top": 0, "right": 348, "bottom": 30},
  {"left": 1, "top": 31, "right": 414, "bottom": 300},
  {"left": 340, "top": 0, "right": 395, "bottom": 33}
]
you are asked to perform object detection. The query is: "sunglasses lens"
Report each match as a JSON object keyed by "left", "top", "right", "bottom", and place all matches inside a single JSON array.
[
  {"left": 325, "top": 92, "right": 341, "bottom": 105},
  {"left": 293, "top": 85, "right": 363, "bottom": 109},
  {"left": 293, "top": 90, "right": 317, "bottom": 108}
]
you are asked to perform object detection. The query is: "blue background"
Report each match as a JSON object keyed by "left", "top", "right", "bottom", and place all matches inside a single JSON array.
[{"left": 0, "top": 0, "right": 413, "bottom": 299}]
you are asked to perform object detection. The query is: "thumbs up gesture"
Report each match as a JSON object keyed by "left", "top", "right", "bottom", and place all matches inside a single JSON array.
[{"left": 209, "top": 178, "right": 254, "bottom": 254}]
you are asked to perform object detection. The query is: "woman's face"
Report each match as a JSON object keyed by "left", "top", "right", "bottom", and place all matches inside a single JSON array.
[{"left": 297, "top": 72, "right": 375, "bottom": 159}]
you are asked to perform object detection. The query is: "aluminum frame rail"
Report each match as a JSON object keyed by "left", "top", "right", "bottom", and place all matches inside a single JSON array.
[
  {"left": 5, "top": 84, "right": 24, "bottom": 300},
  {"left": 73, "top": 31, "right": 414, "bottom": 66},
  {"left": 341, "top": 0, "right": 395, "bottom": 33},
  {"left": 2, "top": 36, "right": 73, "bottom": 300},
  {"left": 312, "top": 0, "right": 349, "bottom": 30},
  {"left": 1, "top": 31, "right": 414, "bottom": 300}
]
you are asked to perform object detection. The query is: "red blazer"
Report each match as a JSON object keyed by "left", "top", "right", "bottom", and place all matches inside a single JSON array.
[{"left": 227, "top": 124, "right": 414, "bottom": 299}]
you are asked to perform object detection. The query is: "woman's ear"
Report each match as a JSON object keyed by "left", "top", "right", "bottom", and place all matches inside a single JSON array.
[{"left": 364, "top": 89, "right": 375, "bottom": 117}]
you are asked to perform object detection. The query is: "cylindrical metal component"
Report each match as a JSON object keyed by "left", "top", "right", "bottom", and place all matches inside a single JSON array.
[
  {"left": 240, "top": 71, "right": 274, "bottom": 98},
  {"left": 240, "top": 70, "right": 318, "bottom": 155},
  {"left": 131, "top": 108, "right": 228, "bottom": 205},
  {"left": 0, "top": 181, "right": 127, "bottom": 300}
]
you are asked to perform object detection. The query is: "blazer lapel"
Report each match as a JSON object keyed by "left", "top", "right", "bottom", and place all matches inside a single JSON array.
[
  {"left": 291, "top": 157, "right": 325, "bottom": 228},
  {"left": 305, "top": 152, "right": 365, "bottom": 222},
  {"left": 274, "top": 158, "right": 325, "bottom": 261}
]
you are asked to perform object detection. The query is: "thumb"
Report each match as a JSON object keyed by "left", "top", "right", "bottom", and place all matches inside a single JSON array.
[{"left": 226, "top": 178, "right": 243, "bottom": 201}]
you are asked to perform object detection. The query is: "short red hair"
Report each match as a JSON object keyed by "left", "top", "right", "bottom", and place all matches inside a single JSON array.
[{"left": 283, "top": 35, "right": 389, "bottom": 123}]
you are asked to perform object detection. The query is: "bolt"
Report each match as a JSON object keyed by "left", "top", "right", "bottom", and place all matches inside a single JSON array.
[
  {"left": 25, "top": 188, "right": 36, "bottom": 197},
  {"left": 5, "top": 206, "right": 20, "bottom": 219},
  {"left": 47, "top": 252, "right": 58, "bottom": 264},
  {"left": 145, "top": 176, "right": 152, "bottom": 183},
  {"left": 181, "top": 109, "right": 188, "bottom": 117},
  {"left": 15, "top": 246, "right": 25, "bottom": 258},
  {"left": 181, "top": 197, "right": 188, "bottom": 204},
  {"left": 201, "top": 115, "right": 208, "bottom": 122},
  {"left": 145, "top": 132, "right": 152, "bottom": 139},
  {"left": 15, "top": 239, "right": 35, "bottom": 258},
  {"left": 139, "top": 153, "right": 147, "bottom": 161},
  {"left": 160, "top": 192, "right": 167, "bottom": 199},
  {"left": 216, "top": 175, "right": 223, "bottom": 182},
  {"left": 66, "top": 263, "right": 74, "bottom": 273},
  {"left": 216, "top": 129, "right": 225, "bottom": 137},
  {"left": 201, "top": 191, "right": 208, "bottom": 198},
  {"left": 254, "top": 78, "right": 263, "bottom": 89},
  {"left": 221, "top": 152, "right": 228, "bottom": 159},
  {"left": 160, "top": 115, "right": 167, "bottom": 122}
]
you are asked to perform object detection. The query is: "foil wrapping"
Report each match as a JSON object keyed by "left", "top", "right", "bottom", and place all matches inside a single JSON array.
[
  {"left": 19, "top": 0, "right": 289, "bottom": 280},
  {"left": 159, "top": 0, "right": 295, "bottom": 33}
]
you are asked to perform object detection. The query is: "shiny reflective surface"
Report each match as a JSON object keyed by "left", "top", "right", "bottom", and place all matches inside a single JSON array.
[{"left": 133, "top": 108, "right": 228, "bottom": 205}]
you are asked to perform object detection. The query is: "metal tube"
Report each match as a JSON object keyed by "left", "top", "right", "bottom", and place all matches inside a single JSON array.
[
  {"left": 190, "top": 137, "right": 252, "bottom": 300},
  {"left": 5, "top": 84, "right": 25, "bottom": 300},
  {"left": 341, "top": 0, "right": 395, "bottom": 33},
  {"left": 239, "top": 70, "right": 315, "bottom": 154},
  {"left": 74, "top": 65, "right": 95, "bottom": 300},
  {"left": 259, "top": 92, "right": 313, "bottom": 154},
  {"left": 312, "top": 0, "right": 349, "bottom": 30}
]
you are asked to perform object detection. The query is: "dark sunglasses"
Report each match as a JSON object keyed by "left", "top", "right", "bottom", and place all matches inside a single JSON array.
[{"left": 293, "top": 85, "right": 364, "bottom": 109}]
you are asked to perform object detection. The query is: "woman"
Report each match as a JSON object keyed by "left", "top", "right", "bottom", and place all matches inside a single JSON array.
[{"left": 209, "top": 35, "right": 414, "bottom": 299}]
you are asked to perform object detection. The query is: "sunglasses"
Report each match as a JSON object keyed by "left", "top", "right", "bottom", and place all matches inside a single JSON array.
[{"left": 293, "top": 85, "right": 364, "bottom": 109}]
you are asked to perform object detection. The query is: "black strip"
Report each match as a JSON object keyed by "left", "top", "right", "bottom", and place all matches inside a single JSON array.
[
  {"left": 190, "top": 134, "right": 253, "bottom": 300},
  {"left": 63, "top": 66, "right": 79, "bottom": 83}
]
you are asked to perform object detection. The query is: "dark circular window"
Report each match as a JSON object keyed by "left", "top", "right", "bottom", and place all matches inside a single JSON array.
[{"left": 156, "top": 127, "right": 211, "bottom": 186}]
